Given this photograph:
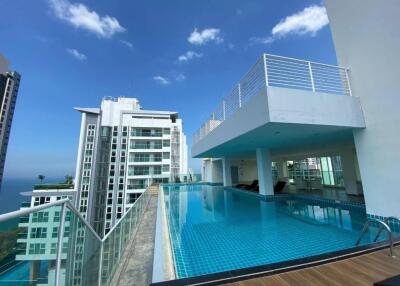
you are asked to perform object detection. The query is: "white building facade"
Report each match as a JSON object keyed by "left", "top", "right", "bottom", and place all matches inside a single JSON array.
[
  {"left": 194, "top": 0, "right": 400, "bottom": 220},
  {"left": 74, "top": 97, "right": 188, "bottom": 236},
  {"left": 16, "top": 185, "right": 76, "bottom": 285}
]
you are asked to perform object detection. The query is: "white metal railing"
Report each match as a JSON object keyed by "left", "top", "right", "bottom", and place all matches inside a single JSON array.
[{"left": 193, "top": 53, "right": 352, "bottom": 144}]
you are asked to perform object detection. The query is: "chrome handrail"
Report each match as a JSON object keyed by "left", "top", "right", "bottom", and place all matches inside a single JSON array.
[
  {"left": 373, "top": 217, "right": 400, "bottom": 243},
  {"left": 0, "top": 198, "right": 103, "bottom": 242},
  {"left": 0, "top": 188, "right": 151, "bottom": 286},
  {"left": 356, "top": 218, "right": 394, "bottom": 257},
  {"left": 0, "top": 198, "right": 70, "bottom": 222}
]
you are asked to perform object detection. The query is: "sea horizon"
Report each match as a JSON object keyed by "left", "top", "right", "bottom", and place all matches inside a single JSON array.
[{"left": 0, "top": 177, "right": 66, "bottom": 214}]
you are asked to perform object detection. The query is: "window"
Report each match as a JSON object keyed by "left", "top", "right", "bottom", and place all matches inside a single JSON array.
[
  {"left": 127, "top": 193, "right": 141, "bottom": 204},
  {"left": 162, "top": 165, "right": 170, "bottom": 172},
  {"left": 30, "top": 227, "right": 47, "bottom": 238},
  {"left": 163, "top": 128, "right": 170, "bottom": 135},
  {"left": 52, "top": 227, "right": 58, "bottom": 238},
  {"left": 29, "top": 243, "right": 46, "bottom": 255},
  {"left": 32, "top": 212, "right": 49, "bottom": 223},
  {"left": 153, "top": 153, "right": 162, "bottom": 162},
  {"left": 54, "top": 211, "right": 60, "bottom": 222},
  {"left": 163, "top": 152, "right": 170, "bottom": 159},
  {"left": 127, "top": 179, "right": 146, "bottom": 190},
  {"left": 51, "top": 243, "right": 57, "bottom": 254},
  {"left": 132, "top": 166, "right": 149, "bottom": 175},
  {"left": 163, "top": 140, "right": 170, "bottom": 147},
  {"left": 130, "top": 153, "right": 150, "bottom": 162},
  {"left": 153, "top": 166, "right": 161, "bottom": 175},
  {"left": 33, "top": 197, "right": 50, "bottom": 206}
]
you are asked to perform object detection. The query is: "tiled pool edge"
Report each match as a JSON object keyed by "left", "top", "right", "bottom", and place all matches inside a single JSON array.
[
  {"left": 152, "top": 186, "right": 176, "bottom": 283},
  {"left": 150, "top": 239, "right": 400, "bottom": 286},
  {"left": 367, "top": 214, "right": 400, "bottom": 233},
  {"left": 226, "top": 187, "right": 366, "bottom": 210}
]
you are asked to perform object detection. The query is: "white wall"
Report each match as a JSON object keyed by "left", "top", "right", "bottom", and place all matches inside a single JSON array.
[
  {"left": 325, "top": 0, "right": 400, "bottom": 217},
  {"left": 267, "top": 86, "right": 365, "bottom": 127},
  {"left": 232, "top": 159, "right": 257, "bottom": 183}
]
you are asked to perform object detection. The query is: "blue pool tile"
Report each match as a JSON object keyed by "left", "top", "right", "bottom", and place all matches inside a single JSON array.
[{"left": 163, "top": 184, "right": 393, "bottom": 279}]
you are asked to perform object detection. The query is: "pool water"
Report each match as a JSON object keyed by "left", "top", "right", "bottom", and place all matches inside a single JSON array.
[{"left": 163, "top": 184, "right": 388, "bottom": 278}]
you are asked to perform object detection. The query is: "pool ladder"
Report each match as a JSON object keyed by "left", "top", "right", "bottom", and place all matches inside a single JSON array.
[{"left": 356, "top": 217, "right": 400, "bottom": 257}]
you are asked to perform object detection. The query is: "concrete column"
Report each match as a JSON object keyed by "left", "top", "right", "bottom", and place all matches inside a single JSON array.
[
  {"left": 340, "top": 149, "right": 360, "bottom": 195},
  {"left": 222, "top": 158, "right": 232, "bottom": 186},
  {"left": 276, "top": 161, "right": 288, "bottom": 179},
  {"left": 208, "top": 159, "right": 214, "bottom": 183},
  {"left": 29, "top": 261, "right": 40, "bottom": 281},
  {"left": 211, "top": 159, "right": 223, "bottom": 183},
  {"left": 256, "top": 148, "right": 274, "bottom": 195}
]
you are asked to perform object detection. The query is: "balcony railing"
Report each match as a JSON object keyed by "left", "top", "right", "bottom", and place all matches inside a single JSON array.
[
  {"left": 193, "top": 53, "right": 352, "bottom": 144},
  {"left": 0, "top": 189, "right": 151, "bottom": 286}
]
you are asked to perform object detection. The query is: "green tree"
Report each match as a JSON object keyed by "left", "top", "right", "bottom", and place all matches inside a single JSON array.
[
  {"left": 64, "top": 175, "right": 73, "bottom": 185},
  {"left": 38, "top": 174, "right": 45, "bottom": 184}
]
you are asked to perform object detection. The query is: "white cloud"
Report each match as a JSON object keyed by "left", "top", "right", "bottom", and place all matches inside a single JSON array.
[
  {"left": 272, "top": 5, "right": 329, "bottom": 38},
  {"left": 176, "top": 74, "right": 186, "bottom": 82},
  {"left": 188, "top": 28, "right": 223, "bottom": 45},
  {"left": 66, "top": 48, "right": 87, "bottom": 61},
  {"left": 49, "top": 0, "right": 125, "bottom": 38},
  {"left": 249, "top": 36, "right": 275, "bottom": 45},
  {"left": 250, "top": 5, "right": 328, "bottom": 45},
  {"left": 120, "top": 39, "right": 133, "bottom": 49},
  {"left": 153, "top": 76, "right": 170, "bottom": 85},
  {"left": 178, "top": 51, "right": 202, "bottom": 62}
]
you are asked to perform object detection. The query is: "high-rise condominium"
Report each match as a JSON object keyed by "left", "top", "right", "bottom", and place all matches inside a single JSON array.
[
  {"left": 0, "top": 54, "right": 20, "bottom": 188},
  {"left": 74, "top": 97, "right": 188, "bottom": 236}
]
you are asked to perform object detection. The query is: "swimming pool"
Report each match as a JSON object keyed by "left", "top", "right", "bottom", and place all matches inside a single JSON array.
[{"left": 163, "top": 184, "right": 391, "bottom": 279}]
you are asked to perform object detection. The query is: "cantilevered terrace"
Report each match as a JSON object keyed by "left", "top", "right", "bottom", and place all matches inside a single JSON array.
[{"left": 193, "top": 53, "right": 365, "bottom": 197}]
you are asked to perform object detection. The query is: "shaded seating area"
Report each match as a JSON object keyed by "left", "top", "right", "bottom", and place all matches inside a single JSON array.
[{"left": 235, "top": 179, "right": 287, "bottom": 194}]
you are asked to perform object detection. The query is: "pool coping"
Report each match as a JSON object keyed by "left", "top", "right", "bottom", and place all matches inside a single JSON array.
[
  {"left": 151, "top": 184, "right": 392, "bottom": 286},
  {"left": 152, "top": 185, "right": 176, "bottom": 283},
  {"left": 150, "top": 239, "right": 400, "bottom": 286}
]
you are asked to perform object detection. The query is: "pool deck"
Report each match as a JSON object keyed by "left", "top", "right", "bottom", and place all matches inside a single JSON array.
[
  {"left": 113, "top": 193, "right": 158, "bottom": 286},
  {"left": 226, "top": 246, "right": 400, "bottom": 286}
]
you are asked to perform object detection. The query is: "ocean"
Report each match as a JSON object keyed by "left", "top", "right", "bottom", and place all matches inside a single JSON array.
[
  {"left": 0, "top": 177, "right": 64, "bottom": 214},
  {"left": 0, "top": 177, "right": 64, "bottom": 231}
]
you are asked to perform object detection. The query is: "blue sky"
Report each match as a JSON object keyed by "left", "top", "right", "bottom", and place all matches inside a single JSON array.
[{"left": 0, "top": 0, "right": 337, "bottom": 178}]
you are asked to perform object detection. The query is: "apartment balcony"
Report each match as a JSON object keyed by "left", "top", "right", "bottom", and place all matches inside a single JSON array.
[{"left": 192, "top": 54, "right": 365, "bottom": 158}]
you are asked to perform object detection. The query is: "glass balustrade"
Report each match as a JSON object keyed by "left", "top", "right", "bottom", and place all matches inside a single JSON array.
[
  {"left": 100, "top": 190, "right": 150, "bottom": 286},
  {"left": 0, "top": 189, "right": 151, "bottom": 286}
]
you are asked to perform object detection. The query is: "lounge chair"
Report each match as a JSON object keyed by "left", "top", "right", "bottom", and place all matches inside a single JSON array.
[
  {"left": 274, "top": 180, "right": 287, "bottom": 193},
  {"left": 235, "top": 180, "right": 259, "bottom": 192}
]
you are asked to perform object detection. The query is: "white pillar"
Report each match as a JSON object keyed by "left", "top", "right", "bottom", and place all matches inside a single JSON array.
[
  {"left": 222, "top": 158, "right": 232, "bottom": 186},
  {"left": 256, "top": 148, "right": 274, "bottom": 195},
  {"left": 340, "top": 149, "right": 360, "bottom": 195},
  {"left": 276, "top": 161, "right": 288, "bottom": 179},
  {"left": 208, "top": 159, "right": 214, "bottom": 183}
]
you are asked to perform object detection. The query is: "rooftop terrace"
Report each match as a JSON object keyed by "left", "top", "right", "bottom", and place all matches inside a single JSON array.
[{"left": 33, "top": 183, "right": 74, "bottom": 190}]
